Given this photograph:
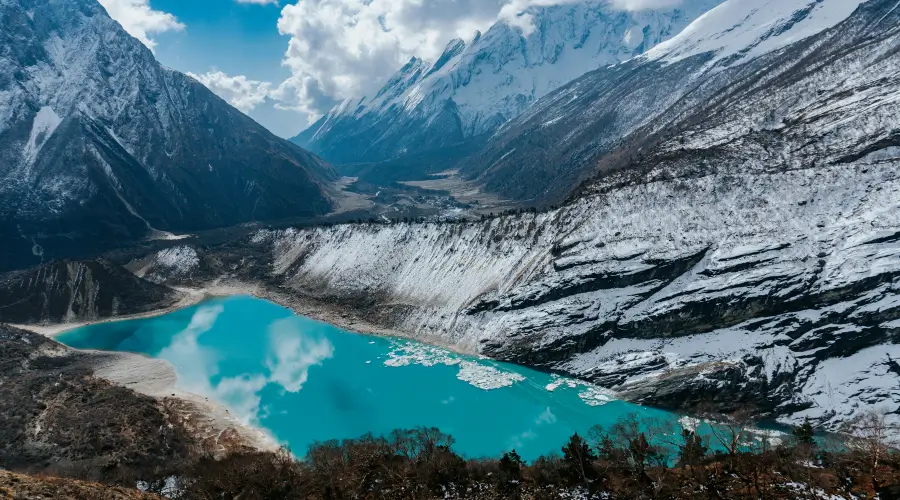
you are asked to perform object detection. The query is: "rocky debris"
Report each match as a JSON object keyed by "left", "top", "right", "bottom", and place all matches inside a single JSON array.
[
  {"left": 0, "top": 324, "right": 195, "bottom": 483},
  {"left": 0, "top": 470, "right": 160, "bottom": 500},
  {"left": 0, "top": 259, "right": 182, "bottom": 324}
]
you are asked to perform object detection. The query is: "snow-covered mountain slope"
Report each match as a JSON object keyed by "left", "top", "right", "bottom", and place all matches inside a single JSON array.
[
  {"left": 0, "top": 0, "right": 337, "bottom": 272},
  {"left": 291, "top": 0, "right": 722, "bottom": 164},
  {"left": 645, "top": 0, "right": 868, "bottom": 66},
  {"left": 140, "top": 0, "right": 900, "bottom": 428},
  {"left": 458, "top": 0, "right": 887, "bottom": 204},
  {"left": 458, "top": 0, "right": 883, "bottom": 204}
]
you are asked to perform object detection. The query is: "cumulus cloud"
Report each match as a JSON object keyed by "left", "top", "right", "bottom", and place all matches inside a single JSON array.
[
  {"left": 98, "top": 0, "right": 184, "bottom": 52},
  {"left": 187, "top": 71, "right": 273, "bottom": 113},
  {"left": 266, "top": 317, "right": 334, "bottom": 393},
  {"left": 155, "top": 304, "right": 269, "bottom": 425},
  {"left": 272, "top": 0, "right": 681, "bottom": 122},
  {"left": 497, "top": 0, "right": 581, "bottom": 36},
  {"left": 213, "top": 374, "right": 269, "bottom": 424},
  {"left": 274, "top": 0, "right": 503, "bottom": 120}
]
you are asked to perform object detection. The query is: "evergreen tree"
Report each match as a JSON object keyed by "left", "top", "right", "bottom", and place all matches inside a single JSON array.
[
  {"left": 498, "top": 449, "right": 524, "bottom": 492},
  {"left": 560, "top": 433, "right": 597, "bottom": 487},
  {"left": 793, "top": 418, "right": 816, "bottom": 446}
]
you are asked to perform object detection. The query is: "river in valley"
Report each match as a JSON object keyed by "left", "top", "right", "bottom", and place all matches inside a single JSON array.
[{"left": 57, "top": 295, "right": 681, "bottom": 461}]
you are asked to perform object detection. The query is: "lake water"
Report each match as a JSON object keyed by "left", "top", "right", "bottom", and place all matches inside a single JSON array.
[{"left": 57, "top": 295, "right": 679, "bottom": 461}]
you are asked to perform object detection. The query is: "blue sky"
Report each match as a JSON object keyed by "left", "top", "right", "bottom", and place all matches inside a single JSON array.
[{"left": 148, "top": 0, "right": 302, "bottom": 138}]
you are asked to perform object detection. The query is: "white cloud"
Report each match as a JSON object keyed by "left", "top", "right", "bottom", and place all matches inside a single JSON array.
[
  {"left": 213, "top": 374, "right": 269, "bottom": 424},
  {"left": 98, "top": 0, "right": 184, "bottom": 52},
  {"left": 609, "top": 0, "right": 684, "bottom": 10},
  {"left": 187, "top": 71, "right": 273, "bottom": 113},
  {"left": 274, "top": 0, "right": 504, "bottom": 121},
  {"left": 266, "top": 317, "right": 334, "bottom": 393},
  {"left": 155, "top": 304, "right": 269, "bottom": 425},
  {"left": 272, "top": 0, "right": 680, "bottom": 123},
  {"left": 497, "top": 0, "right": 581, "bottom": 36},
  {"left": 535, "top": 407, "right": 557, "bottom": 425}
]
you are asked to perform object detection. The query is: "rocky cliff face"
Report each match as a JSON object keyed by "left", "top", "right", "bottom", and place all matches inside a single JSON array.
[
  {"left": 292, "top": 0, "right": 721, "bottom": 164},
  {"left": 241, "top": 158, "right": 898, "bottom": 429},
  {"left": 0, "top": 0, "right": 337, "bottom": 272},
  {"left": 138, "top": 0, "right": 900, "bottom": 429},
  {"left": 0, "top": 259, "right": 182, "bottom": 324}
]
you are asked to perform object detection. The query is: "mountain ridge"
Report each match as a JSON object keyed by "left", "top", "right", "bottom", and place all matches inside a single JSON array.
[
  {"left": 0, "top": 0, "right": 338, "bottom": 272},
  {"left": 291, "top": 0, "right": 723, "bottom": 165}
]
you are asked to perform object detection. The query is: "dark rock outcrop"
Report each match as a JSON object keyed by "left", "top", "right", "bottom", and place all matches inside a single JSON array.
[{"left": 0, "top": 259, "right": 181, "bottom": 324}]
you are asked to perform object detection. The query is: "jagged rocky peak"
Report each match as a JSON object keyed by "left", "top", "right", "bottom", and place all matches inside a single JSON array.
[
  {"left": 0, "top": 0, "right": 337, "bottom": 272},
  {"left": 291, "top": 0, "right": 724, "bottom": 164}
]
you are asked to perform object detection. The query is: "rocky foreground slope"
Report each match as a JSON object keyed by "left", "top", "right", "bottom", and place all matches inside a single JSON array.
[
  {"left": 138, "top": 0, "right": 900, "bottom": 430},
  {"left": 0, "top": 324, "right": 194, "bottom": 480}
]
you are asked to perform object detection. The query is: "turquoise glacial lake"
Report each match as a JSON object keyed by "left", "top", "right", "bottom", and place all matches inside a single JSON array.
[{"left": 57, "top": 295, "right": 677, "bottom": 461}]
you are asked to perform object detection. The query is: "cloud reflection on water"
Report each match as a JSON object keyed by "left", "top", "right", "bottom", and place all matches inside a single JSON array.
[{"left": 157, "top": 304, "right": 334, "bottom": 424}]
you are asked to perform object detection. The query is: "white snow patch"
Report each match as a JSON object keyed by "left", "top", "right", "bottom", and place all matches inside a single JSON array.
[
  {"left": 154, "top": 246, "right": 200, "bottom": 275},
  {"left": 647, "top": 0, "right": 866, "bottom": 69},
  {"left": 23, "top": 106, "right": 62, "bottom": 164}
]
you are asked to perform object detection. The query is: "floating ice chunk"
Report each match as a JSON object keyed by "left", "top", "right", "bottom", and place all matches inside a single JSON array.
[
  {"left": 384, "top": 341, "right": 461, "bottom": 368},
  {"left": 456, "top": 361, "right": 525, "bottom": 390},
  {"left": 577, "top": 386, "right": 614, "bottom": 406},
  {"left": 384, "top": 341, "right": 524, "bottom": 390},
  {"left": 679, "top": 416, "right": 701, "bottom": 432}
]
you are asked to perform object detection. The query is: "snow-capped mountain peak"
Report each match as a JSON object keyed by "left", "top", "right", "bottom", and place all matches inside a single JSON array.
[
  {"left": 292, "top": 0, "right": 725, "bottom": 164},
  {"left": 646, "top": 0, "right": 868, "bottom": 67},
  {"left": 0, "top": 0, "right": 336, "bottom": 271}
]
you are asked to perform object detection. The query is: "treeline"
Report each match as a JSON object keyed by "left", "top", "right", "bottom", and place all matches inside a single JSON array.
[{"left": 143, "top": 410, "right": 899, "bottom": 500}]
